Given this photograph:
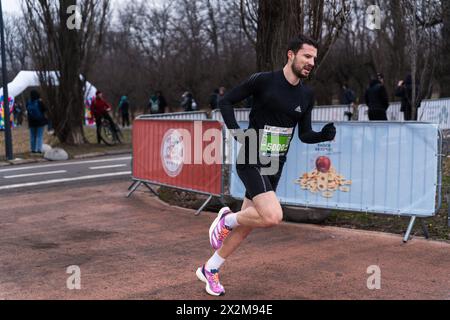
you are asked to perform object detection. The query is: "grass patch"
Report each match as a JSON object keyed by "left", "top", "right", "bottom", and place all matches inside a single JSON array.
[
  {"left": 51, "top": 126, "right": 132, "bottom": 158},
  {"left": 324, "top": 210, "right": 448, "bottom": 241},
  {"left": 0, "top": 122, "right": 131, "bottom": 161}
]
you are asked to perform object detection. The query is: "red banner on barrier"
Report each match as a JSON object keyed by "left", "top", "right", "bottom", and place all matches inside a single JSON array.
[{"left": 132, "top": 119, "right": 223, "bottom": 195}]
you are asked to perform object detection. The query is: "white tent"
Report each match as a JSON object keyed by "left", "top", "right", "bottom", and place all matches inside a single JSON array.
[
  {"left": 0, "top": 71, "right": 98, "bottom": 128},
  {"left": 0, "top": 71, "right": 97, "bottom": 100}
]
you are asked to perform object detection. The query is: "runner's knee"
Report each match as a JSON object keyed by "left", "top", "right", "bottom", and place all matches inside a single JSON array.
[{"left": 260, "top": 208, "right": 283, "bottom": 227}]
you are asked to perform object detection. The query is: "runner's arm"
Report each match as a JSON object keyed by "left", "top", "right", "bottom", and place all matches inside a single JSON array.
[
  {"left": 219, "top": 73, "right": 260, "bottom": 130},
  {"left": 298, "top": 92, "right": 336, "bottom": 143},
  {"left": 297, "top": 105, "right": 324, "bottom": 144}
]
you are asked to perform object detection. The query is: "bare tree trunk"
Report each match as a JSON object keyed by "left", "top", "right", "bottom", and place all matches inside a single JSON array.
[
  {"left": 442, "top": 0, "right": 450, "bottom": 96},
  {"left": 256, "top": 0, "right": 303, "bottom": 71},
  {"left": 411, "top": 0, "right": 418, "bottom": 120},
  {"left": 206, "top": 0, "right": 219, "bottom": 58},
  {"left": 24, "top": 0, "right": 110, "bottom": 145},
  {"left": 391, "top": 0, "right": 407, "bottom": 81},
  {"left": 254, "top": 0, "right": 350, "bottom": 73},
  {"left": 240, "top": 0, "right": 258, "bottom": 48},
  {"left": 58, "top": 0, "right": 84, "bottom": 144}
]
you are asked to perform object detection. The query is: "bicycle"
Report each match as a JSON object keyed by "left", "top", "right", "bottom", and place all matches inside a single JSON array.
[{"left": 99, "top": 114, "right": 123, "bottom": 146}]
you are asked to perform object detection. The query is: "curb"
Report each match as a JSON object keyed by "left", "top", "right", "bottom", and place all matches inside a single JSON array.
[
  {"left": 73, "top": 149, "right": 131, "bottom": 159},
  {"left": 73, "top": 152, "right": 105, "bottom": 159}
]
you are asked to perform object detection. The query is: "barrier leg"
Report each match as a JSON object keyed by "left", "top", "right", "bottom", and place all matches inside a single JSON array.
[
  {"left": 218, "top": 196, "right": 227, "bottom": 208},
  {"left": 195, "top": 195, "right": 213, "bottom": 216},
  {"left": 447, "top": 194, "right": 450, "bottom": 227},
  {"left": 403, "top": 216, "right": 417, "bottom": 243},
  {"left": 420, "top": 219, "right": 430, "bottom": 239},
  {"left": 128, "top": 180, "right": 138, "bottom": 191},
  {"left": 143, "top": 182, "right": 159, "bottom": 197},
  {"left": 127, "top": 181, "right": 142, "bottom": 198}
]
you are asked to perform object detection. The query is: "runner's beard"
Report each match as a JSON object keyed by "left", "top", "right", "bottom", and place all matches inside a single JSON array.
[{"left": 291, "top": 62, "right": 311, "bottom": 79}]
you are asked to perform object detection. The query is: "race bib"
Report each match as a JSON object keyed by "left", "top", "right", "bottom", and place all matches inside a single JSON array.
[{"left": 260, "top": 125, "right": 293, "bottom": 157}]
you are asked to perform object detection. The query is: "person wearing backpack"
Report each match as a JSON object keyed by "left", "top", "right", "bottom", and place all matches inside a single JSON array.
[
  {"left": 26, "top": 90, "right": 48, "bottom": 154},
  {"left": 118, "top": 96, "right": 130, "bottom": 127},
  {"left": 148, "top": 93, "right": 161, "bottom": 114},
  {"left": 180, "top": 91, "right": 194, "bottom": 111},
  {"left": 14, "top": 102, "right": 24, "bottom": 127}
]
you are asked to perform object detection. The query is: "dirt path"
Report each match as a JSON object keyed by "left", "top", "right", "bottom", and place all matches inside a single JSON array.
[{"left": 0, "top": 181, "right": 448, "bottom": 300}]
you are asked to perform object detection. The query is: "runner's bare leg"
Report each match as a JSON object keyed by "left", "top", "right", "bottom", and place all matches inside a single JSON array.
[{"left": 218, "top": 192, "right": 283, "bottom": 258}]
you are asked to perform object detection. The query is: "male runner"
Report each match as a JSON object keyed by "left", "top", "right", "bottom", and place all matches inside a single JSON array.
[{"left": 196, "top": 34, "right": 336, "bottom": 296}]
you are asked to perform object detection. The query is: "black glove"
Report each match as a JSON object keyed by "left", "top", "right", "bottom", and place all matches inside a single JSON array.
[{"left": 320, "top": 122, "right": 336, "bottom": 141}]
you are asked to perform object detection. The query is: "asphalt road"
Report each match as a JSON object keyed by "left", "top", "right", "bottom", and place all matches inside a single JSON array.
[{"left": 0, "top": 155, "right": 132, "bottom": 193}]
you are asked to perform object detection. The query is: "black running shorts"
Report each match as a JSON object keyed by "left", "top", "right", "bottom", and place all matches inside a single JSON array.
[{"left": 236, "top": 163, "right": 285, "bottom": 200}]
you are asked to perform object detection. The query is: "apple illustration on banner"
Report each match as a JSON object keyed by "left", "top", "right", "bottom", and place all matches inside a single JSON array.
[
  {"left": 296, "top": 156, "right": 352, "bottom": 198},
  {"left": 316, "top": 156, "right": 331, "bottom": 173}
]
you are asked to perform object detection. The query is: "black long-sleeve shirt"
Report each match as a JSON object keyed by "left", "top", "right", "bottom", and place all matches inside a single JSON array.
[
  {"left": 364, "top": 80, "right": 389, "bottom": 111},
  {"left": 219, "top": 70, "right": 327, "bottom": 164}
]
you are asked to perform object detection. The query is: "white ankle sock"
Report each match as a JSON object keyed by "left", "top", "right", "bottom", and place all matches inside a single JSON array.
[
  {"left": 224, "top": 213, "right": 239, "bottom": 229},
  {"left": 205, "top": 252, "right": 225, "bottom": 271}
]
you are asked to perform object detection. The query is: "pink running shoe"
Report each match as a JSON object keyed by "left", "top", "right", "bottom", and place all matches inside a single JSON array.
[
  {"left": 196, "top": 265, "right": 225, "bottom": 296},
  {"left": 209, "top": 207, "right": 233, "bottom": 250}
]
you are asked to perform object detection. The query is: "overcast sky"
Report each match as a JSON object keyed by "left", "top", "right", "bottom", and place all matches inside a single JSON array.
[{"left": 2, "top": 0, "right": 22, "bottom": 14}]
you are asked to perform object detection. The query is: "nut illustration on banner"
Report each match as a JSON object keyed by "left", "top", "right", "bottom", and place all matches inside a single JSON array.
[{"left": 294, "top": 156, "right": 352, "bottom": 198}]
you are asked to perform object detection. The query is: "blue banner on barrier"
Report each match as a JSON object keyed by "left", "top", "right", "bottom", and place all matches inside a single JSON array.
[{"left": 230, "top": 122, "right": 439, "bottom": 217}]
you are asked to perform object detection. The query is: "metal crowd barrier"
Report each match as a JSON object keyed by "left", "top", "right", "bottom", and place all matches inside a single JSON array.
[
  {"left": 212, "top": 106, "right": 354, "bottom": 122},
  {"left": 128, "top": 117, "right": 226, "bottom": 215},
  {"left": 138, "top": 111, "right": 209, "bottom": 120},
  {"left": 226, "top": 121, "right": 442, "bottom": 242},
  {"left": 210, "top": 98, "right": 450, "bottom": 128},
  {"left": 211, "top": 109, "right": 251, "bottom": 164},
  {"left": 419, "top": 98, "right": 450, "bottom": 129},
  {"left": 358, "top": 103, "right": 403, "bottom": 121},
  {"left": 311, "top": 105, "right": 351, "bottom": 121},
  {"left": 211, "top": 108, "right": 251, "bottom": 122},
  {"left": 358, "top": 98, "right": 450, "bottom": 129},
  {"left": 129, "top": 105, "right": 446, "bottom": 242}
]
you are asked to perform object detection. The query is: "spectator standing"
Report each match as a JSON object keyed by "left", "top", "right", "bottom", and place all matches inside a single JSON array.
[
  {"left": 364, "top": 74, "right": 389, "bottom": 121},
  {"left": 181, "top": 91, "right": 195, "bottom": 112},
  {"left": 340, "top": 83, "right": 356, "bottom": 121},
  {"left": 91, "top": 91, "right": 115, "bottom": 144},
  {"left": 156, "top": 91, "right": 167, "bottom": 114},
  {"left": 118, "top": 96, "right": 130, "bottom": 127},
  {"left": 395, "top": 74, "right": 422, "bottom": 121},
  {"left": 26, "top": 90, "right": 48, "bottom": 153},
  {"left": 208, "top": 89, "right": 220, "bottom": 110},
  {"left": 148, "top": 93, "right": 160, "bottom": 114},
  {"left": 14, "top": 102, "right": 23, "bottom": 126}
]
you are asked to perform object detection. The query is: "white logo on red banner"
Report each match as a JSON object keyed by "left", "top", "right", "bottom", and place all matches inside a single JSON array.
[{"left": 161, "top": 129, "right": 184, "bottom": 177}]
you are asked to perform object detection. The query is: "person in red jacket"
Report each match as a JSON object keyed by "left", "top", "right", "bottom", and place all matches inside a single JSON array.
[{"left": 91, "top": 91, "right": 115, "bottom": 144}]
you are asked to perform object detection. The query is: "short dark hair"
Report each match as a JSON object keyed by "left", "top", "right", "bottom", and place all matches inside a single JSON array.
[{"left": 287, "top": 34, "right": 318, "bottom": 55}]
